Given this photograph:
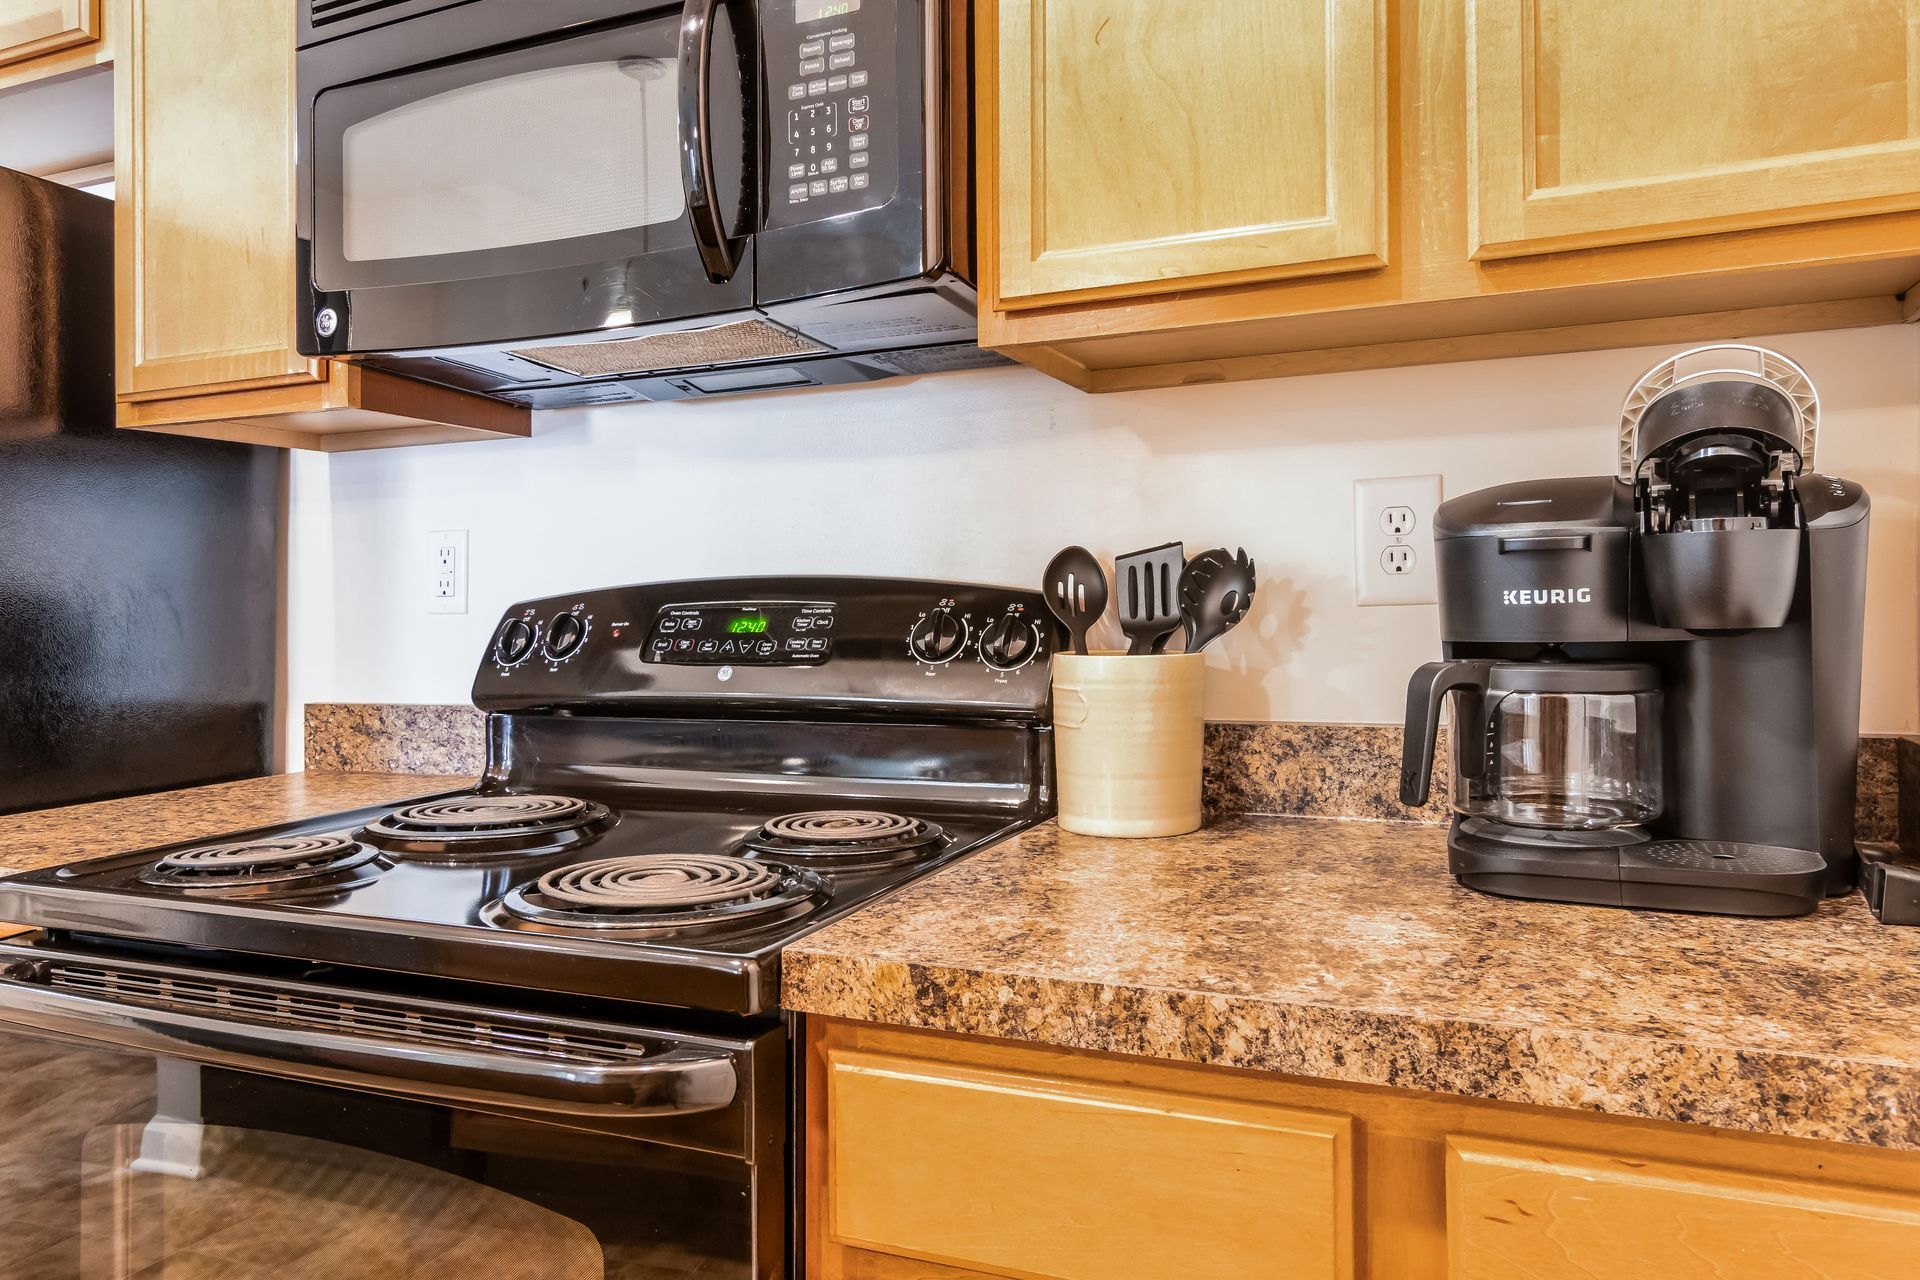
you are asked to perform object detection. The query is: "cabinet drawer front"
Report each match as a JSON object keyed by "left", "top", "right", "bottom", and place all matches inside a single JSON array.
[
  {"left": 1448, "top": 1136, "right": 1920, "bottom": 1280},
  {"left": 994, "top": 0, "right": 1385, "bottom": 307},
  {"left": 827, "top": 1048, "right": 1354, "bottom": 1280},
  {"left": 1469, "top": 0, "right": 1920, "bottom": 258},
  {"left": 0, "top": 0, "right": 96, "bottom": 66}
]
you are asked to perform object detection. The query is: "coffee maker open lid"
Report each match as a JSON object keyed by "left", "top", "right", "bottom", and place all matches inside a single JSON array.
[{"left": 1617, "top": 343, "right": 1818, "bottom": 481}]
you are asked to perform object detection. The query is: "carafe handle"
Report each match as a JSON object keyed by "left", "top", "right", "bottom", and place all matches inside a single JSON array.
[{"left": 1399, "top": 660, "right": 1495, "bottom": 807}]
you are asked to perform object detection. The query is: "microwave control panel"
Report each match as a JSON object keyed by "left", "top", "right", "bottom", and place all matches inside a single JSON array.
[{"left": 768, "top": 0, "right": 900, "bottom": 227}]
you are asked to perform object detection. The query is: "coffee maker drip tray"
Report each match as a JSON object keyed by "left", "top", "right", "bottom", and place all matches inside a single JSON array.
[{"left": 1448, "top": 819, "right": 1827, "bottom": 918}]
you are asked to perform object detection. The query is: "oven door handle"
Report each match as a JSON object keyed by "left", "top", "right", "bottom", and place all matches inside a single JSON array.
[
  {"left": 0, "top": 969, "right": 739, "bottom": 1119},
  {"left": 679, "top": 0, "right": 752, "bottom": 283}
]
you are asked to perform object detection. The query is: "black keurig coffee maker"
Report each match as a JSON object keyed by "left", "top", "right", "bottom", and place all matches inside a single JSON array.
[{"left": 1400, "top": 344, "right": 1870, "bottom": 917}]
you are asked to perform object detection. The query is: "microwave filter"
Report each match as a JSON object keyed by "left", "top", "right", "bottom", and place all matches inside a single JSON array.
[{"left": 511, "top": 321, "right": 827, "bottom": 378}]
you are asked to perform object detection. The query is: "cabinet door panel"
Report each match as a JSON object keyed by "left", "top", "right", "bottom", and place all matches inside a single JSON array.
[
  {"left": 0, "top": 0, "right": 95, "bottom": 66},
  {"left": 118, "top": 0, "right": 323, "bottom": 399},
  {"left": 827, "top": 1047, "right": 1355, "bottom": 1280},
  {"left": 1449, "top": 1136, "right": 1920, "bottom": 1280},
  {"left": 1470, "top": 0, "right": 1920, "bottom": 258},
  {"left": 995, "top": 0, "right": 1384, "bottom": 307}
]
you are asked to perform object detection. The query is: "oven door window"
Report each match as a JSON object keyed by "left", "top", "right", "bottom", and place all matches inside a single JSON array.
[
  {"left": 311, "top": 12, "right": 744, "bottom": 293},
  {"left": 0, "top": 1032, "right": 760, "bottom": 1279}
]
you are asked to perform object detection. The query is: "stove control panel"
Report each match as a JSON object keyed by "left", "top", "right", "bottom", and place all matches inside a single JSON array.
[
  {"left": 646, "top": 601, "right": 836, "bottom": 666},
  {"left": 473, "top": 577, "right": 1065, "bottom": 719}
]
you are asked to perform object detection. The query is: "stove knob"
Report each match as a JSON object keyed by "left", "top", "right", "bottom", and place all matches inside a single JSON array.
[
  {"left": 978, "top": 616, "right": 1040, "bottom": 671},
  {"left": 544, "top": 613, "right": 586, "bottom": 660},
  {"left": 909, "top": 609, "right": 968, "bottom": 664},
  {"left": 495, "top": 618, "right": 536, "bottom": 666}
]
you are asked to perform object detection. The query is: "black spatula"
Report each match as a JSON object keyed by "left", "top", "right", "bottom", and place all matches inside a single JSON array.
[
  {"left": 1043, "top": 545, "right": 1107, "bottom": 656},
  {"left": 1115, "top": 541, "right": 1184, "bottom": 655}
]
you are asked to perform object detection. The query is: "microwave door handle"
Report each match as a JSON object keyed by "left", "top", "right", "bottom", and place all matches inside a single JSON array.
[
  {"left": 0, "top": 966, "right": 739, "bottom": 1119},
  {"left": 679, "top": 0, "right": 751, "bottom": 283}
]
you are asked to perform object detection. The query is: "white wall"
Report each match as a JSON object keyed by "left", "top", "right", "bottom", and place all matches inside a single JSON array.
[{"left": 288, "top": 324, "right": 1920, "bottom": 761}]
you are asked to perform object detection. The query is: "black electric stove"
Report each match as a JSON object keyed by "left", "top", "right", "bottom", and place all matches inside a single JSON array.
[
  {"left": 0, "top": 577, "right": 1058, "bottom": 1280},
  {"left": 0, "top": 578, "right": 1058, "bottom": 1016}
]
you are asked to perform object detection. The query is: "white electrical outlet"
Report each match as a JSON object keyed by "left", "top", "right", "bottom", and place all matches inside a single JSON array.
[
  {"left": 428, "top": 529, "right": 468, "bottom": 615},
  {"left": 1354, "top": 476, "right": 1441, "bottom": 606}
]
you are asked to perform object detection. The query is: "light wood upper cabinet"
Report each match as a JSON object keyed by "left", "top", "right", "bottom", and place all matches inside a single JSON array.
[
  {"left": 113, "top": 0, "right": 526, "bottom": 450},
  {"left": 0, "top": 0, "right": 97, "bottom": 67},
  {"left": 0, "top": 0, "right": 104, "bottom": 90},
  {"left": 978, "top": 0, "right": 1920, "bottom": 395},
  {"left": 993, "top": 0, "right": 1385, "bottom": 307},
  {"left": 117, "top": 0, "right": 319, "bottom": 401},
  {"left": 1448, "top": 1136, "right": 1920, "bottom": 1280},
  {"left": 1468, "top": 0, "right": 1920, "bottom": 259}
]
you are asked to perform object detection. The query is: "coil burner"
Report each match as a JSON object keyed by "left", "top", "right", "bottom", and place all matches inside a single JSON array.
[
  {"left": 490, "top": 854, "right": 828, "bottom": 936},
  {"left": 136, "top": 835, "right": 383, "bottom": 897},
  {"left": 740, "top": 810, "right": 946, "bottom": 871},
  {"left": 358, "top": 793, "right": 614, "bottom": 861}
]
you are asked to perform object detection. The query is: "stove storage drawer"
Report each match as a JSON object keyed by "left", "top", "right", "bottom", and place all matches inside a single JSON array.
[{"left": 815, "top": 1040, "right": 1355, "bottom": 1279}]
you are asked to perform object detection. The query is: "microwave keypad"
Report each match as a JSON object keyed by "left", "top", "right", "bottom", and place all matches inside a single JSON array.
[{"left": 781, "top": 15, "right": 885, "bottom": 219}]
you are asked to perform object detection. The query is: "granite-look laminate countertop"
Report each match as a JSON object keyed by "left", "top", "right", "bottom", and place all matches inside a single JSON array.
[
  {"left": 783, "top": 816, "right": 1920, "bottom": 1150},
  {"left": 0, "top": 773, "right": 474, "bottom": 878}
]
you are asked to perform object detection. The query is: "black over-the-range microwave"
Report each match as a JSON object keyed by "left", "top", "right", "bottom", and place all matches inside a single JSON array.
[{"left": 295, "top": 0, "right": 998, "bottom": 408}]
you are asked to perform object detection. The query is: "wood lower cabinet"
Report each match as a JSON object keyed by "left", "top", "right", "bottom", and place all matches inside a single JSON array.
[
  {"left": 114, "top": 0, "right": 525, "bottom": 451},
  {"left": 0, "top": 0, "right": 103, "bottom": 89},
  {"left": 1448, "top": 1137, "right": 1920, "bottom": 1280},
  {"left": 978, "top": 0, "right": 1920, "bottom": 393},
  {"left": 825, "top": 1046, "right": 1354, "bottom": 1279},
  {"left": 804, "top": 1018, "right": 1920, "bottom": 1280}
]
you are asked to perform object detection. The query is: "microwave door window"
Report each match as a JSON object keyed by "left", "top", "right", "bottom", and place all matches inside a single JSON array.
[
  {"left": 340, "top": 58, "right": 683, "bottom": 267},
  {"left": 306, "top": 8, "right": 736, "bottom": 302}
]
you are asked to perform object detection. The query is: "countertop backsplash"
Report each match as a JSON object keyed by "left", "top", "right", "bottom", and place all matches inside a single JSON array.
[{"left": 304, "top": 704, "right": 1916, "bottom": 849}]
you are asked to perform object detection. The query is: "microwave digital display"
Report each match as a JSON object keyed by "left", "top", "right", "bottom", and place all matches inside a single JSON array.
[{"left": 796, "top": 0, "right": 859, "bottom": 21}]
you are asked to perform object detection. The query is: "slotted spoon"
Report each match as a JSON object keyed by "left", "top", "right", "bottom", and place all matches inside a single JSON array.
[{"left": 1043, "top": 546, "right": 1107, "bottom": 656}]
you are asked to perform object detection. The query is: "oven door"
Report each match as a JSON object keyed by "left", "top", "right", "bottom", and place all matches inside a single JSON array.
[
  {"left": 299, "top": 0, "right": 759, "bottom": 357},
  {"left": 0, "top": 940, "right": 782, "bottom": 1280}
]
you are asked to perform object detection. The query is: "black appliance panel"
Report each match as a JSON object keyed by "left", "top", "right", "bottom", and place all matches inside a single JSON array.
[
  {"left": 298, "top": 0, "right": 756, "bottom": 356},
  {"left": 647, "top": 600, "right": 839, "bottom": 665},
  {"left": 0, "top": 944, "right": 782, "bottom": 1278},
  {"left": 476, "top": 577, "right": 1058, "bottom": 718},
  {"left": 0, "top": 169, "right": 280, "bottom": 815},
  {"left": 296, "top": 0, "right": 978, "bottom": 406},
  {"left": 309, "top": 12, "right": 702, "bottom": 294},
  {"left": 757, "top": 0, "right": 941, "bottom": 304}
]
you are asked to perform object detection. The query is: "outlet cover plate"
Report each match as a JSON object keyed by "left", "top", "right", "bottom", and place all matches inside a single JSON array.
[
  {"left": 1355, "top": 475, "right": 1440, "bottom": 606},
  {"left": 428, "top": 529, "right": 468, "bottom": 615}
]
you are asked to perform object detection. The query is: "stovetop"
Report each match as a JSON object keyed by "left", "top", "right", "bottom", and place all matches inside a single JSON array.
[
  {"left": 0, "top": 577, "right": 1062, "bottom": 1019},
  {"left": 0, "top": 785, "right": 1022, "bottom": 1015}
]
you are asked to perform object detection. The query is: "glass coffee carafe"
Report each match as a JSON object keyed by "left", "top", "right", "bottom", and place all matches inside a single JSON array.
[{"left": 1402, "top": 658, "right": 1663, "bottom": 831}]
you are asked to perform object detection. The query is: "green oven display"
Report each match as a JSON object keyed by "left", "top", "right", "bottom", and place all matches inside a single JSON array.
[{"left": 728, "top": 615, "right": 770, "bottom": 634}]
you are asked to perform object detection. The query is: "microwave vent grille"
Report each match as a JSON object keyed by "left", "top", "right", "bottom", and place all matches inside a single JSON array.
[
  {"left": 311, "top": 0, "right": 418, "bottom": 27},
  {"left": 510, "top": 321, "right": 827, "bottom": 379}
]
